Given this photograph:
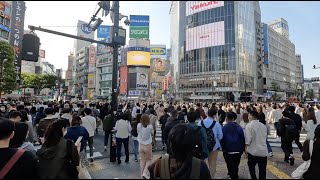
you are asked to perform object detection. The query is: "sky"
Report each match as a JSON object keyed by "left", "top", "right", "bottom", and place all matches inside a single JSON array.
[{"left": 24, "top": 1, "right": 319, "bottom": 78}]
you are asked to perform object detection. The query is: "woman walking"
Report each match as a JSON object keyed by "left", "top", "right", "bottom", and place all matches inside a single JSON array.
[
  {"left": 137, "top": 114, "right": 154, "bottom": 179},
  {"left": 131, "top": 114, "right": 142, "bottom": 162}
]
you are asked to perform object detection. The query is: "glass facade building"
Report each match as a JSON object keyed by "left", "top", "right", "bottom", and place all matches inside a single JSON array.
[{"left": 177, "top": 1, "right": 262, "bottom": 101}]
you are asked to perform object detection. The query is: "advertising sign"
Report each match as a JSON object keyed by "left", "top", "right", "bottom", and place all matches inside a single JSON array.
[
  {"left": 127, "top": 47, "right": 150, "bottom": 52},
  {"left": 80, "top": 23, "right": 92, "bottom": 34},
  {"left": 88, "top": 73, "right": 95, "bottom": 88},
  {"left": 97, "top": 25, "right": 112, "bottom": 43},
  {"left": 119, "top": 66, "right": 128, "bottom": 95},
  {"left": 263, "top": 24, "right": 269, "bottom": 65},
  {"left": 129, "top": 15, "right": 150, "bottom": 27},
  {"left": 89, "top": 46, "right": 96, "bottom": 72},
  {"left": 150, "top": 47, "right": 166, "bottom": 56},
  {"left": 127, "top": 51, "right": 150, "bottom": 66},
  {"left": 9, "top": 1, "right": 25, "bottom": 84},
  {"left": 129, "top": 26, "right": 149, "bottom": 39},
  {"left": 0, "top": 24, "right": 10, "bottom": 32},
  {"left": 152, "top": 58, "right": 165, "bottom": 72},
  {"left": 136, "top": 72, "right": 148, "bottom": 90},
  {"left": 186, "top": 1, "right": 224, "bottom": 16},
  {"left": 128, "top": 90, "right": 141, "bottom": 96},
  {"left": 186, "top": 21, "right": 225, "bottom": 51}
]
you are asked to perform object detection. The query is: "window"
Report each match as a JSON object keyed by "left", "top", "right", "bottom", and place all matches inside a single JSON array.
[
  {"left": 100, "top": 74, "right": 112, "bottom": 81},
  {"left": 101, "top": 66, "right": 112, "bottom": 73},
  {"left": 100, "top": 81, "right": 112, "bottom": 88}
]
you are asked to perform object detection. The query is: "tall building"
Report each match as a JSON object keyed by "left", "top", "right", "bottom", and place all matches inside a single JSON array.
[
  {"left": 65, "top": 53, "right": 75, "bottom": 96},
  {"left": 169, "top": 1, "right": 186, "bottom": 97},
  {"left": 303, "top": 77, "right": 320, "bottom": 101},
  {"left": 75, "top": 46, "right": 89, "bottom": 100},
  {"left": 262, "top": 18, "right": 300, "bottom": 100},
  {"left": 175, "top": 1, "right": 262, "bottom": 102},
  {"left": 0, "top": 1, "right": 12, "bottom": 43},
  {"left": 56, "top": 68, "right": 63, "bottom": 79}
]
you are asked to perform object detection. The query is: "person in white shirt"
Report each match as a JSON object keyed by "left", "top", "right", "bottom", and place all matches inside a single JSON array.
[
  {"left": 132, "top": 103, "right": 141, "bottom": 119},
  {"left": 149, "top": 109, "right": 157, "bottom": 151},
  {"left": 302, "top": 111, "right": 318, "bottom": 140},
  {"left": 268, "top": 104, "right": 282, "bottom": 131},
  {"left": 245, "top": 110, "right": 268, "bottom": 179},
  {"left": 81, "top": 108, "right": 96, "bottom": 162},
  {"left": 137, "top": 114, "right": 154, "bottom": 179},
  {"left": 315, "top": 104, "right": 320, "bottom": 125},
  {"left": 114, "top": 112, "right": 132, "bottom": 164}
]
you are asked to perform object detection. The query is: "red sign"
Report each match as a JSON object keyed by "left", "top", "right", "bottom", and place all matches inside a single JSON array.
[{"left": 186, "top": 1, "right": 224, "bottom": 16}]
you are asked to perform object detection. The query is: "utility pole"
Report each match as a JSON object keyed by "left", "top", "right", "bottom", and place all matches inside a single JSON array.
[{"left": 111, "top": 1, "right": 119, "bottom": 114}]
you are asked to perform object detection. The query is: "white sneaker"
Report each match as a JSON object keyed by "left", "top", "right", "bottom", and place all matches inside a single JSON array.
[{"left": 269, "top": 152, "right": 273, "bottom": 157}]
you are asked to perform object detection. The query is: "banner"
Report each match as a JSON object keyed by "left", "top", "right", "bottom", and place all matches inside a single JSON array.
[
  {"left": 129, "top": 26, "right": 149, "bottom": 39},
  {"left": 136, "top": 72, "right": 148, "bottom": 90},
  {"left": 9, "top": 1, "right": 25, "bottom": 84},
  {"left": 129, "top": 15, "right": 149, "bottom": 26},
  {"left": 97, "top": 25, "right": 112, "bottom": 43}
]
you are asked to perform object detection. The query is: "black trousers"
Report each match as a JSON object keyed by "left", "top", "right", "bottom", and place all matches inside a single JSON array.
[
  {"left": 294, "top": 132, "right": 303, "bottom": 152},
  {"left": 247, "top": 153, "right": 267, "bottom": 179},
  {"left": 281, "top": 139, "right": 293, "bottom": 161},
  {"left": 223, "top": 152, "right": 242, "bottom": 179}
]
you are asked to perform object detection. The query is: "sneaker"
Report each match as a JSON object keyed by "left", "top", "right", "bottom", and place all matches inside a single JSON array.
[
  {"left": 125, "top": 159, "right": 129, "bottom": 163},
  {"left": 104, "top": 146, "right": 107, "bottom": 151},
  {"left": 118, "top": 160, "right": 121, "bottom": 164},
  {"left": 134, "top": 159, "right": 138, "bottom": 162},
  {"left": 90, "top": 158, "right": 94, "bottom": 163},
  {"left": 289, "top": 156, "right": 295, "bottom": 166},
  {"left": 284, "top": 159, "right": 289, "bottom": 163},
  {"left": 269, "top": 152, "right": 273, "bottom": 157}
]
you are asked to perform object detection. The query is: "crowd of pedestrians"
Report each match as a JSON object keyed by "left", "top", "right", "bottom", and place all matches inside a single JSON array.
[{"left": 0, "top": 100, "right": 320, "bottom": 179}]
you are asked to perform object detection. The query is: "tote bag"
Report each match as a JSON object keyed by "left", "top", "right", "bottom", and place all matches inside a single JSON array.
[{"left": 291, "top": 140, "right": 314, "bottom": 179}]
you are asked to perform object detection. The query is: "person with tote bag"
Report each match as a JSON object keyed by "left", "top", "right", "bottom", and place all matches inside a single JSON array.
[{"left": 292, "top": 124, "right": 320, "bottom": 179}]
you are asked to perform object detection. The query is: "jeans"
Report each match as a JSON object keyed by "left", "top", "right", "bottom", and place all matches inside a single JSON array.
[
  {"left": 139, "top": 143, "right": 152, "bottom": 178},
  {"left": 104, "top": 131, "right": 111, "bottom": 147},
  {"left": 116, "top": 137, "right": 129, "bottom": 161},
  {"left": 281, "top": 139, "right": 293, "bottom": 161},
  {"left": 87, "top": 136, "right": 94, "bottom": 158},
  {"left": 133, "top": 139, "right": 139, "bottom": 160},
  {"left": 247, "top": 153, "right": 267, "bottom": 179},
  {"left": 266, "top": 140, "right": 272, "bottom": 153},
  {"left": 223, "top": 152, "right": 242, "bottom": 179}
]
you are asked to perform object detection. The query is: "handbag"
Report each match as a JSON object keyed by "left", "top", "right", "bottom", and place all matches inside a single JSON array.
[
  {"left": 291, "top": 140, "right": 314, "bottom": 179},
  {"left": 78, "top": 163, "right": 92, "bottom": 179}
]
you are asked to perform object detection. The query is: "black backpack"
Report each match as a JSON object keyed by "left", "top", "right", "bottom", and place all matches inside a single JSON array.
[
  {"left": 201, "top": 121, "right": 216, "bottom": 152},
  {"left": 285, "top": 124, "right": 297, "bottom": 140},
  {"left": 192, "top": 126, "right": 203, "bottom": 159}
]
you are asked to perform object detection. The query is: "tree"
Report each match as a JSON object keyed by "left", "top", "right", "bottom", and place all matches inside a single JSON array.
[
  {"left": 21, "top": 73, "right": 59, "bottom": 95},
  {"left": 306, "top": 89, "right": 315, "bottom": 100},
  {"left": 271, "top": 81, "right": 280, "bottom": 101},
  {"left": 0, "top": 41, "right": 17, "bottom": 94}
]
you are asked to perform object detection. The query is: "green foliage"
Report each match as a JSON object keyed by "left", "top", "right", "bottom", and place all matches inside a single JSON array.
[
  {"left": 0, "top": 41, "right": 17, "bottom": 93},
  {"left": 306, "top": 89, "right": 315, "bottom": 100},
  {"left": 21, "top": 73, "right": 59, "bottom": 95}
]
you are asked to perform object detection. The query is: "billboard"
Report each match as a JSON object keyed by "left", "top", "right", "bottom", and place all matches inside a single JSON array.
[
  {"left": 89, "top": 46, "right": 96, "bottom": 72},
  {"left": 127, "top": 51, "right": 150, "bottom": 66},
  {"left": 129, "top": 26, "right": 149, "bottom": 39},
  {"left": 9, "top": 1, "right": 25, "bottom": 84},
  {"left": 75, "top": 20, "right": 94, "bottom": 51},
  {"left": 137, "top": 72, "right": 148, "bottom": 90},
  {"left": 88, "top": 73, "right": 95, "bottom": 89},
  {"left": 186, "top": 1, "right": 224, "bottom": 16},
  {"left": 97, "top": 25, "right": 112, "bottom": 43},
  {"left": 263, "top": 24, "right": 269, "bottom": 65},
  {"left": 129, "top": 15, "right": 150, "bottom": 27},
  {"left": 119, "top": 66, "right": 128, "bottom": 95},
  {"left": 186, "top": 21, "right": 225, "bottom": 51},
  {"left": 152, "top": 58, "right": 166, "bottom": 72},
  {"left": 150, "top": 47, "right": 166, "bottom": 56}
]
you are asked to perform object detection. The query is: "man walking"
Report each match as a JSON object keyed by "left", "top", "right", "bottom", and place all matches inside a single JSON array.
[
  {"left": 245, "top": 110, "right": 268, "bottom": 179},
  {"left": 288, "top": 106, "right": 303, "bottom": 152},
  {"left": 221, "top": 112, "right": 245, "bottom": 179},
  {"left": 198, "top": 108, "right": 223, "bottom": 178}
]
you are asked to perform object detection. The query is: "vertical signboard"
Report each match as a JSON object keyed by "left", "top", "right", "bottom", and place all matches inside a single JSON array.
[
  {"left": 89, "top": 45, "right": 96, "bottom": 73},
  {"left": 255, "top": 11, "right": 263, "bottom": 95},
  {"left": 119, "top": 66, "right": 128, "bottom": 95},
  {"left": 129, "top": 15, "right": 149, "bottom": 39},
  {"left": 263, "top": 24, "right": 269, "bottom": 65},
  {"left": 97, "top": 25, "right": 112, "bottom": 43},
  {"left": 88, "top": 73, "right": 95, "bottom": 89},
  {"left": 9, "top": 1, "right": 26, "bottom": 84}
]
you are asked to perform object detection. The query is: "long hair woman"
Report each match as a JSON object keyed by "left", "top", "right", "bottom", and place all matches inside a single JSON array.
[
  {"left": 131, "top": 113, "right": 142, "bottom": 162},
  {"left": 137, "top": 114, "right": 154, "bottom": 179},
  {"left": 303, "top": 111, "right": 317, "bottom": 140},
  {"left": 37, "top": 119, "right": 80, "bottom": 179}
]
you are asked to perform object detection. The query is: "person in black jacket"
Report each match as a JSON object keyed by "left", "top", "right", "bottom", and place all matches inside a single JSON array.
[
  {"left": 163, "top": 110, "right": 179, "bottom": 153},
  {"left": 288, "top": 106, "right": 303, "bottom": 152},
  {"left": 277, "top": 110, "right": 297, "bottom": 165},
  {"left": 218, "top": 105, "right": 226, "bottom": 126},
  {"left": 159, "top": 108, "right": 170, "bottom": 150}
]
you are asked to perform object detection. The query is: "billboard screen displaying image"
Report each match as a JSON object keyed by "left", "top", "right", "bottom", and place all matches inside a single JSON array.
[
  {"left": 152, "top": 58, "right": 165, "bottom": 72},
  {"left": 136, "top": 72, "right": 148, "bottom": 90},
  {"left": 186, "top": 21, "right": 225, "bottom": 51},
  {"left": 127, "top": 51, "right": 150, "bottom": 66}
]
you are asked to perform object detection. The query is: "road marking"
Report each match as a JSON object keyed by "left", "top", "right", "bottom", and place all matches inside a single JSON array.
[
  {"left": 267, "top": 160, "right": 292, "bottom": 179},
  {"left": 87, "top": 162, "right": 105, "bottom": 172}
]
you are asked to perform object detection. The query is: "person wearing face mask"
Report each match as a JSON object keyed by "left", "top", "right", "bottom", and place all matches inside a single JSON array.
[{"left": 37, "top": 119, "right": 80, "bottom": 179}]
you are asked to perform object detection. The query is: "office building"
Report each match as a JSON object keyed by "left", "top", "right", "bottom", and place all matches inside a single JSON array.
[
  {"left": 174, "top": 1, "right": 263, "bottom": 102},
  {"left": 304, "top": 77, "right": 320, "bottom": 101},
  {"left": 74, "top": 46, "right": 89, "bottom": 100},
  {"left": 0, "top": 1, "right": 12, "bottom": 43}
]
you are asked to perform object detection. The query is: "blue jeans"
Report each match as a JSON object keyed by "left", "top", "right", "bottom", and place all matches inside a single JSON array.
[
  {"left": 133, "top": 139, "right": 139, "bottom": 160},
  {"left": 116, "top": 137, "right": 129, "bottom": 161},
  {"left": 267, "top": 140, "right": 272, "bottom": 153}
]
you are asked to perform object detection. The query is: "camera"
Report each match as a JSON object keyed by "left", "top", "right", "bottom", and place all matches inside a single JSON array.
[{"left": 124, "top": 18, "right": 130, "bottom": 26}]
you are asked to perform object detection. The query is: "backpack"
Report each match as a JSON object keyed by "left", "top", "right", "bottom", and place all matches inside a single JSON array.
[
  {"left": 192, "top": 126, "right": 203, "bottom": 159},
  {"left": 160, "top": 155, "right": 201, "bottom": 179},
  {"left": 201, "top": 120, "right": 216, "bottom": 152},
  {"left": 65, "top": 139, "right": 79, "bottom": 179},
  {"left": 285, "top": 124, "right": 297, "bottom": 140}
]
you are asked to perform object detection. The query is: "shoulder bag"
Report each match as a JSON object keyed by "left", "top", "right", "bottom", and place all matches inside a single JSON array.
[
  {"left": 0, "top": 149, "right": 26, "bottom": 179},
  {"left": 291, "top": 140, "right": 314, "bottom": 179}
]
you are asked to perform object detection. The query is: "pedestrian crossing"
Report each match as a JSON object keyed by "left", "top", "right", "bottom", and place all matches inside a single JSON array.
[
  {"left": 33, "top": 144, "right": 103, "bottom": 159},
  {"left": 154, "top": 124, "right": 307, "bottom": 149}
]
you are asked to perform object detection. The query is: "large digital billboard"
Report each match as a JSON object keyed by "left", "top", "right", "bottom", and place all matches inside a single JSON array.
[
  {"left": 136, "top": 72, "right": 148, "bottom": 90},
  {"left": 186, "top": 21, "right": 225, "bottom": 51},
  {"left": 186, "top": 1, "right": 224, "bottom": 16},
  {"left": 151, "top": 58, "right": 166, "bottom": 73},
  {"left": 127, "top": 51, "right": 150, "bottom": 66}
]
